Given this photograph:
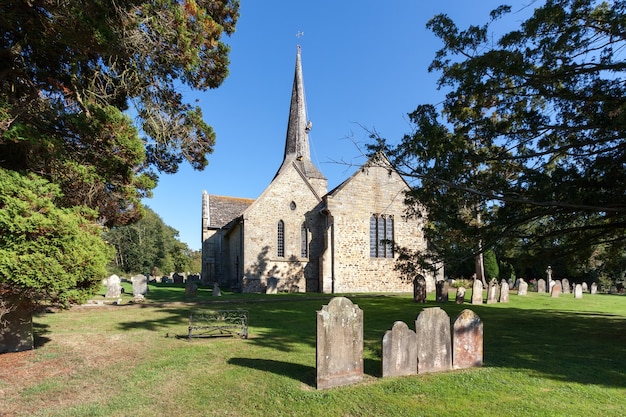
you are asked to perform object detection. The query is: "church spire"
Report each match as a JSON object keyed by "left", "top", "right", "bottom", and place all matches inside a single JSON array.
[{"left": 277, "top": 46, "right": 325, "bottom": 180}]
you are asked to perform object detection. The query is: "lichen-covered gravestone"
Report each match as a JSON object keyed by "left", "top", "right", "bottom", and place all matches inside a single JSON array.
[
  {"left": 452, "top": 309, "right": 483, "bottom": 369},
  {"left": 551, "top": 281, "right": 562, "bottom": 298},
  {"left": 562, "top": 278, "right": 571, "bottom": 294},
  {"left": 0, "top": 296, "right": 33, "bottom": 353},
  {"left": 413, "top": 276, "right": 427, "bottom": 303},
  {"left": 471, "top": 279, "right": 483, "bottom": 305},
  {"left": 499, "top": 280, "right": 509, "bottom": 303},
  {"left": 316, "top": 297, "right": 363, "bottom": 389},
  {"left": 131, "top": 274, "right": 148, "bottom": 296},
  {"left": 105, "top": 274, "right": 121, "bottom": 298},
  {"left": 517, "top": 278, "right": 528, "bottom": 296},
  {"left": 436, "top": 280, "right": 449, "bottom": 303},
  {"left": 415, "top": 307, "right": 452, "bottom": 374},
  {"left": 455, "top": 287, "right": 466, "bottom": 304},
  {"left": 537, "top": 279, "right": 546, "bottom": 293},
  {"left": 381, "top": 321, "right": 417, "bottom": 378},
  {"left": 487, "top": 279, "right": 499, "bottom": 304}
]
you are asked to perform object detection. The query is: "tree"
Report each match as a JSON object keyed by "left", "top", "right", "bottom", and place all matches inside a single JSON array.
[
  {"left": 483, "top": 249, "right": 500, "bottom": 281},
  {"left": 104, "top": 207, "right": 196, "bottom": 275},
  {"left": 375, "top": 0, "right": 626, "bottom": 273},
  {"left": 0, "top": 168, "right": 114, "bottom": 308},
  {"left": 1, "top": 0, "right": 239, "bottom": 226}
]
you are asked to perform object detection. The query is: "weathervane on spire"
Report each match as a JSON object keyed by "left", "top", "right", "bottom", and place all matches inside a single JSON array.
[{"left": 296, "top": 31, "right": 304, "bottom": 51}]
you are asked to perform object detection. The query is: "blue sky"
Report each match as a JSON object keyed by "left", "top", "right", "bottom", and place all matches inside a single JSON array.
[{"left": 144, "top": 1, "right": 531, "bottom": 250}]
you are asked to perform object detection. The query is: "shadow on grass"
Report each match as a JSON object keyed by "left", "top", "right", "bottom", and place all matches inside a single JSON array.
[{"left": 228, "top": 358, "right": 316, "bottom": 387}]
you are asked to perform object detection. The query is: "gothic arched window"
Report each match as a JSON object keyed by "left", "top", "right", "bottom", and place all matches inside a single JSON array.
[
  {"left": 277, "top": 220, "right": 285, "bottom": 257},
  {"left": 301, "top": 222, "right": 309, "bottom": 258}
]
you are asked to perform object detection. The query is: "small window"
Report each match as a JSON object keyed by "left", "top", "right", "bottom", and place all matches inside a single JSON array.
[
  {"left": 277, "top": 220, "right": 285, "bottom": 257},
  {"left": 301, "top": 222, "right": 309, "bottom": 258}
]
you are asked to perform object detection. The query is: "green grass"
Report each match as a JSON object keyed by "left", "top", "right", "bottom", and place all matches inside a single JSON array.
[{"left": 2, "top": 288, "right": 626, "bottom": 416}]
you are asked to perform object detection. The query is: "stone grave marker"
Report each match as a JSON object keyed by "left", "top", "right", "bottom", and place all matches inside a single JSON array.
[
  {"left": 381, "top": 321, "right": 417, "bottom": 378},
  {"left": 105, "top": 274, "right": 121, "bottom": 298},
  {"left": 455, "top": 287, "right": 466, "bottom": 304},
  {"left": 266, "top": 277, "right": 278, "bottom": 294},
  {"left": 574, "top": 284, "right": 583, "bottom": 299},
  {"left": 582, "top": 282, "right": 588, "bottom": 292},
  {"left": 590, "top": 282, "right": 598, "bottom": 294},
  {"left": 212, "top": 282, "right": 221, "bottom": 297},
  {"left": 0, "top": 296, "right": 34, "bottom": 353},
  {"left": 316, "top": 297, "right": 363, "bottom": 389},
  {"left": 562, "top": 278, "right": 571, "bottom": 294},
  {"left": 487, "top": 278, "right": 499, "bottom": 304},
  {"left": 413, "top": 276, "right": 427, "bottom": 303},
  {"left": 471, "top": 279, "right": 483, "bottom": 305},
  {"left": 173, "top": 273, "right": 184, "bottom": 284},
  {"left": 551, "top": 280, "right": 562, "bottom": 298},
  {"left": 517, "top": 278, "right": 528, "bottom": 296},
  {"left": 436, "top": 280, "right": 449, "bottom": 303},
  {"left": 499, "top": 280, "right": 509, "bottom": 303},
  {"left": 131, "top": 274, "right": 148, "bottom": 296},
  {"left": 537, "top": 279, "right": 546, "bottom": 293},
  {"left": 185, "top": 281, "right": 198, "bottom": 298},
  {"left": 415, "top": 307, "right": 452, "bottom": 374},
  {"left": 452, "top": 309, "right": 483, "bottom": 369}
]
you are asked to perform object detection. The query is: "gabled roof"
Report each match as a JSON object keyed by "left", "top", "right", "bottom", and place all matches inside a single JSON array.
[
  {"left": 274, "top": 46, "right": 325, "bottom": 181},
  {"left": 206, "top": 194, "right": 254, "bottom": 228}
]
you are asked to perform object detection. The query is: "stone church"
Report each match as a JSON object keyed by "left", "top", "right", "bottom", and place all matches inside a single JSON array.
[{"left": 201, "top": 48, "right": 441, "bottom": 293}]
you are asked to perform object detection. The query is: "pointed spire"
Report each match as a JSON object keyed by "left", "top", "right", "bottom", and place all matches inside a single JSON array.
[
  {"left": 276, "top": 46, "right": 325, "bottom": 180},
  {"left": 284, "top": 45, "right": 309, "bottom": 161}
]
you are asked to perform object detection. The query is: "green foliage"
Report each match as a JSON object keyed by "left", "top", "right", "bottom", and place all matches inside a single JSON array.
[
  {"left": 104, "top": 207, "right": 198, "bottom": 275},
  {"left": 374, "top": 0, "right": 626, "bottom": 279},
  {"left": 0, "top": 0, "right": 239, "bottom": 226},
  {"left": 483, "top": 249, "right": 499, "bottom": 280},
  {"left": 0, "top": 168, "right": 114, "bottom": 307}
]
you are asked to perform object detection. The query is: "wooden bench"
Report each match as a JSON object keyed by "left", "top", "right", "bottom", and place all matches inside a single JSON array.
[{"left": 188, "top": 310, "right": 248, "bottom": 340}]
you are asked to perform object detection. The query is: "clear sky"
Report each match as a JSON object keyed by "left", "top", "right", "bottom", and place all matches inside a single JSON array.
[{"left": 144, "top": 1, "right": 531, "bottom": 250}]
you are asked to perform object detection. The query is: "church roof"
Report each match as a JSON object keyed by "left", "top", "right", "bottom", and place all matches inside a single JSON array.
[
  {"left": 206, "top": 194, "right": 254, "bottom": 228},
  {"left": 274, "top": 47, "right": 326, "bottom": 181}
]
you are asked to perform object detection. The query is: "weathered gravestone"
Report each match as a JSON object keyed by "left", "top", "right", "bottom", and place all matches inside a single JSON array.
[
  {"left": 487, "top": 278, "right": 499, "bottom": 304},
  {"left": 551, "top": 280, "right": 562, "bottom": 298},
  {"left": 455, "top": 287, "right": 466, "bottom": 304},
  {"left": 562, "top": 278, "right": 571, "bottom": 294},
  {"left": 105, "top": 274, "right": 122, "bottom": 298},
  {"left": 537, "top": 279, "right": 546, "bottom": 293},
  {"left": 582, "top": 282, "right": 588, "bottom": 292},
  {"left": 471, "top": 279, "right": 483, "bottom": 305},
  {"left": 436, "top": 280, "right": 449, "bottom": 303},
  {"left": 266, "top": 277, "right": 278, "bottom": 294},
  {"left": 413, "top": 276, "right": 427, "bottom": 303},
  {"left": 0, "top": 296, "right": 34, "bottom": 353},
  {"left": 415, "top": 307, "right": 452, "bottom": 374},
  {"left": 185, "top": 281, "right": 198, "bottom": 298},
  {"left": 452, "top": 309, "right": 483, "bottom": 369},
  {"left": 499, "top": 280, "right": 509, "bottom": 303},
  {"left": 212, "top": 282, "right": 221, "bottom": 297},
  {"left": 574, "top": 284, "right": 583, "bottom": 299},
  {"left": 173, "top": 273, "right": 184, "bottom": 284},
  {"left": 131, "top": 274, "right": 148, "bottom": 296},
  {"left": 517, "top": 278, "right": 528, "bottom": 296},
  {"left": 381, "top": 321, "right": 417, "bottom": 378},
  {"left": 590, "top": 282, "right": 598, "bottom": 294},
  {"left": 316, "top": 297, "right": 363, "bottom": 389}
]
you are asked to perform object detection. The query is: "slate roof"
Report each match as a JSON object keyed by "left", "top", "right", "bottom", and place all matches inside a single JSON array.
[{"left": 207, "top": 195, "right": 254, "bottom": 228}]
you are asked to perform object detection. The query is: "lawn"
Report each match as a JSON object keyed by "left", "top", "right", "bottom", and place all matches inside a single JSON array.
[{"left": 1, "top": 285, "right": 626, "bottom": 417}]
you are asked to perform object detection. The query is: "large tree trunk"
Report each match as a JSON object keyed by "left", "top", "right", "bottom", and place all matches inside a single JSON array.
[{"left": 0, "top": 295, "right": 34, "bottom": 353}]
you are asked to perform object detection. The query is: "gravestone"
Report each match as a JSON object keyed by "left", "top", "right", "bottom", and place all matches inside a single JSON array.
[
  {"left": 212, "top": 282, "right": 221, "bottom": 297},
  {"left": 455, "top": 287, "right": 466, "bottom": 304},
  {"left": 487, "top": 278, "right": 499, "bottom": 304},
  {"left": 415, "top": 307, "right": 452, "bottom": 374},
  {"left": 185, "top": 281, "right": 198, "bottom": 298},
  {"left": 0, "top": 297, "right": 34, "bottom": 353},
  {"left": 131, "top": 274, "right": 148, "bottom": 296},
  {"left": 537, "top": 279, "right": 546, "bottom": 293},
  {"left": 517, "top": 279, "right": 528, "bottom": 296},
  {"left": 105, "top": 274, "right": 122, "bottom": 298},
  {"left": 266, "top": 277, "right": 278, "bottom": 294},
  {"left": 381, "top": 321, "right": 417, "bottom": 378},
  {"left": 452, "top": 309, "right": 483, "bottom": 369},
  {"left": 173, "top": 273, "right": 184, "bottom": 284},
  {"left": 499, "top": 280, "right": 509, "bottom": 303},
  {"left": 551, "top": 280, "right": 562, "bottom": 298},
  {"left": 316, "top": 297, "right": 363, "bottom": 389},
  {"left": 471, "top": 279, "right": 483, "bottom": 305},
  {"left": 436, "top": 280, "right": 449, "bottom": 303},
  {"left": 413, "top": 276, "right": 427, "bottom": 303},
  {"left": 582, "top": 282, "right": 588, "bottom": 292},
  {"left": 574, "top": 284, "right": 583, "bottom": 299},
  {"left": 590, "top": 282, "right": 598, "bottom": 294},
  {"left": 562, "top": 278, "right": 571, "bottom": 294}
]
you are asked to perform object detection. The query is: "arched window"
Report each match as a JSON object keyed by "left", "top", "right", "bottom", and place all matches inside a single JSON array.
[
  {"left": 385, "top": 215, "right": 394, "bottom": 258},
  {"left": 300, "top": 222, "right": 309, "bottom": 258},
  {"left": 277, "top": 220, "right": 285, "bottom": 257},
  {"left": 370, "top": 214, "right": 378, "bottom": 257},
  {"left": 370, "top": 214, "right": 394, "bottom": 258}
]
